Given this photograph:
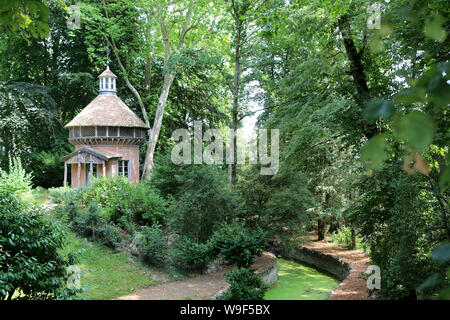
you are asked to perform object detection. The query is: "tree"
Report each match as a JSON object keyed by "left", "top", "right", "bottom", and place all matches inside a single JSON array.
[
  {"left": 0, "top": 188, "right": 78, "bottom": 300},
  {"left": 99, "top": 0, "right": 224, "bottom": 179}
]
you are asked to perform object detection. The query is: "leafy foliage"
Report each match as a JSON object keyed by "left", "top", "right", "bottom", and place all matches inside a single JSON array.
[
  {"left": 169, "top": 236, "right": 210, "bottom": 271},
  {"left": 209, "top": 222, "right": 267, "bottom": 268},
  {"left": 136, "top": 225, "right": 167, "bottom": 268},
  {"left": 80, "top": 177, "right": 166, "bottom": 227},
  {"left": 166, "top": 165, "right": 238, "bottom": 243},
  {"left": 0, "top": 156, "right": 33, "bottom": 203},
  {"left": 0, "top": 188, "right": 79, "bottom": 299},
  {"left": 220, "top": 268, "right": 268, "bottom": 300}
]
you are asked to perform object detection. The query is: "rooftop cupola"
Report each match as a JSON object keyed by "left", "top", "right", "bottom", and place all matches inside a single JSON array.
[{"left": 98, "top": 65, "right": 117, "bottom": 95}]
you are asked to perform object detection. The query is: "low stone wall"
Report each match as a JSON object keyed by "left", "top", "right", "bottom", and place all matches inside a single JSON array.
[
  {"left": 285, "top": 246, "right": 350, "bottom": 281},
  {"left": 253, "top": 252, "right": 278, "bottom": 286},
  {"left": 282, "top": 240, "right": 370, "bottom": 300}
]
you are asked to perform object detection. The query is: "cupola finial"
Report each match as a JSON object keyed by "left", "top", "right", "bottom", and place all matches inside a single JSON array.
[{"left": 98, "top": 47, "right": 117, "bottom": 96}]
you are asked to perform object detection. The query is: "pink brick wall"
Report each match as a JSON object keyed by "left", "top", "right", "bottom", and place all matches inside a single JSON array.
[{"left": 71, "top": 145, "right": 140, "bottom": 187}]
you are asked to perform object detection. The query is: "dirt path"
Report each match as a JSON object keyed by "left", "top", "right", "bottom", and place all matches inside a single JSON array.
[
  {"left": 115, "top": 271, "right": 229, "bottom": 300},
  {"left": 301, "top": 239, "right": 371, "bottom": 300}
]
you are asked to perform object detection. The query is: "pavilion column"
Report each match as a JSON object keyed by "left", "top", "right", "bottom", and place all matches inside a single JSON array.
[
  {"left": 89, "top": 159, "right": 93, "bottom": 185},
  {"left": 102, "top": 161, "right": 106, "bottom": 177},
  {"left": 77, "top": 161, "right": 81, "bottom": 187},
  {"left": 64, "top": 162, "right": 67, "bottom": 187}
]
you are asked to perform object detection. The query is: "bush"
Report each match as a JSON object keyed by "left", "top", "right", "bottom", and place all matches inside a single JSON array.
[
  {"left": 71, "top": 201, "right": 122, "bottom": 249},
  {"left": 170, "top": 236, "right": 210, "bottom": 271},
  {"left": 80, "top": 177, "right": 166, "bottom": 227},
  {"left": 167, "top": 165, "right": 238, "bottom": 243},
  {"left": 209, "top": 222, "right": 267, "bottom": 268},
  {"left": 220, "top": 268, "right": 268, "bottom": 300},
  {"left": 0, "top": 188, "right": 79, "bottom": 299},
  {"left": 137, "top": 225, "right": 167, "bottom": 267},
  {"left": 0, "top": 156, "right": 33, "bottom": 204},
  {"left": 127, "top": 182, "right": 166, "bottom": 225},
  {"left": 29, "top": 151, "right": 65, "bottom": 189},
  {"left": 80, "top": 176, "right": 131, "bottom": 214},
  {"left": 49, "top": 186, "right": 79, "bottom": 204}
]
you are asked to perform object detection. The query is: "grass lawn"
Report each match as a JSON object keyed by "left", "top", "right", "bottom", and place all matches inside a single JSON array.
[{"left": 61, "top": 232, "right": 158, "bottom": 300}]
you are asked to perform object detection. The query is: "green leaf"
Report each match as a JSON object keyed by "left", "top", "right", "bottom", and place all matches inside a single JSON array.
[
  {"left": 395, "top": 111, "right": 435, "bottom": 152},
  {"left": 361, "top": 135, "right": 388, "bottom": 171},
  {"left": 424, "top": 13, "right": 447, "bottom": 42},
  {"left": 432, "top": 244, "right": 450, "bottom": 263},
  {"left": 364, "top": 99, "right": 394, "bottom": 121},
  {"left": 427, "top": 75, "right": 450, "bottom": 108},
  {"left": 416, "top": 273, "right": 440, "bottom": 292},
  {"left": 394, "top": 88, "right": 426, "bottom": 104},
  {"left": 439, "top": 167, "right": 450, "bottom": 192}
]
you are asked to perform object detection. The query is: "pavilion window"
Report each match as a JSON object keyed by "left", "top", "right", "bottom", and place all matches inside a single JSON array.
[
  {"left": 97, "top": 126, "right": 106, "bottom": 136},
  {"left": 121, "top": 127, "right": 133, "bottom": 137},
  {"left": 118, "top": 160, "right": 129, "bottom": 178},
  {"left": 108, "top": 127, "right": 118, "bottom": 136}
]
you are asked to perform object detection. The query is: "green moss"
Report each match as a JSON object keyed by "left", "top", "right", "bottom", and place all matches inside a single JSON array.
[{"left": 264, "top": 258, "right": 339, "bottom": 300}]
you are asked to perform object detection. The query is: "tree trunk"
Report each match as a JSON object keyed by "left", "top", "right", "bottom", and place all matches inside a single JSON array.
[
  {"left": 338, "top": 14, "right": 377, "bottom": 139},
  {"left": 317, "top": 218, "right": 325, "bottom": 241},
  {"left": 350, "top": 227, "right": 356, "bottom": 250},
  {"left": 142, "top": 72, "right": 175, "bottom": 179},
  {"left": 230, "top": 24, "right": 241, "bottom": 185}
]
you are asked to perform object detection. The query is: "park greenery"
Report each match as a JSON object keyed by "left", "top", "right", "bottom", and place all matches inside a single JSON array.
[{"left": 0, "top": 0, "right": 449, "bottom": 300}]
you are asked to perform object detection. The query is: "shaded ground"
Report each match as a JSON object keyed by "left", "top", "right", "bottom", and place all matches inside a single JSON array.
[{"left": 115, "top": 271, "right": 230, "bottom": 300}]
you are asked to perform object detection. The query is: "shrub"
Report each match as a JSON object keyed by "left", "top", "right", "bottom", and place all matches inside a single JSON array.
[
  {"left": 170, "top": 236, "right": 210, "bottom": 271},
  {"left": 167, "top": 165, "right": 238, "bottom": 243},
  {"left": 80, "top": 177, "right": 166, "bottom": 227},
  {"left": 80, "top": 176, "right": 131, "bottom": 214},
  {"left": 152, "top": 152, "right": 186, "bottom": 198},
  {"left": 220, "top": 268, "right": 268, "bottom": 300},
  {"left": 209, "top": 222, "right": 267, "bottom": 268},
  {"left": 28, "top": 151, "right": 65, "bottom": 189},
  {"left": 71, "top": 201, "right": 121, "bottom": 249},
  {"left": 127, "top": 182, "right": 166, "bottom": 225},
  {"left": 0, "top": 188, "right": 79, "bottom": 300},
  {"left": 137, "top": 225, "right": 167, "bottom": 267},
  {"left": 49, "top": 186, "right": 79, "bottom": 204},
  {"left": 0, "top": 156, "right": 33, "bottom": 204}
]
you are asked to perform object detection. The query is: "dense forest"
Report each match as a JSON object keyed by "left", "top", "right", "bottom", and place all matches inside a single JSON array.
[{"left": 0, "top": 0, "right": 449, "bottom": 300}]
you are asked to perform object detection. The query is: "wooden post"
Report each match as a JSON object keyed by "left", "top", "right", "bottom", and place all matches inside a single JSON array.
[
  {"left": 89, "top": 159, "right": 93, "bottom": 185},
  {"left": 103, "top": 161, "right": 106, "bottom": 177},
  {"left": 64, "top": 162, "right": 67, "bottom": 187},
  {"left": 77, "top": 162, "right": 81, "bottom": 187}
]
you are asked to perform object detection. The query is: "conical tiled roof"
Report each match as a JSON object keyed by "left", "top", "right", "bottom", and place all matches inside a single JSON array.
[
  {"left": 98, "top": 68, "right": 117, "bottom": 78},
  {"left": 64, "top": 94, "right": 149, "bottom": 129}
]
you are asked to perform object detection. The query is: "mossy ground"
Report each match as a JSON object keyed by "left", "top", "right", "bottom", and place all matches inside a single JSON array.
[{"left": 265, "top": 258, "right": 339, "bottom": 300}]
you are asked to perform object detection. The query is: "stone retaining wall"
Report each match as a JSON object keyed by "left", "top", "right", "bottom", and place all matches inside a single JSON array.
[
  {"left": 285, "top": 246, "right": 350, "bottom": 281},
  {"left": 283, "top": 240, "right": 370, "bottom": 300}
]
